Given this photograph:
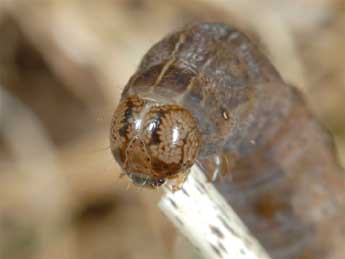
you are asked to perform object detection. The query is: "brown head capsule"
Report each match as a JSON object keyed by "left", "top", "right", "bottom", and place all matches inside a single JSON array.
[
  {"left": 110, "top": 95, "right": 201, "bottom": 189},
  {"left": 110, "top": 22, "right": 345, "bottom": 258}
]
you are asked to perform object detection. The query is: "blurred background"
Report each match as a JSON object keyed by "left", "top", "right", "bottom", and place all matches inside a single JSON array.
[{"left": 0, "top": 0, "right": 344, "bottom": 259}]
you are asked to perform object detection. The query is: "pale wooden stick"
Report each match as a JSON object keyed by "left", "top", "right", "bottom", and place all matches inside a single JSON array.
[{"left": 159, "top": 165, "right": 271, "bottom": 259}]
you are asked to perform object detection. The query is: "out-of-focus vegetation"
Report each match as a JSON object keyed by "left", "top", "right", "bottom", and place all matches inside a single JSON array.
[{"left": 0, "top": 1, "right": 344, "bottom": 259}]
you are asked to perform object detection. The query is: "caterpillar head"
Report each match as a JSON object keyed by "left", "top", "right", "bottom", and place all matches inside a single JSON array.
[{"left": 110, "top": 95, "right": 201, "bottom": 189}]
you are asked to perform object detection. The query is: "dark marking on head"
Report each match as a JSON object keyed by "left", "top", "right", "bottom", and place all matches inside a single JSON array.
[
  {"left": 118, "top": 124, "right": 128, "bottom": 138},
  {"left": 118, "top": 104, "right": 133, "bottom": 138}
]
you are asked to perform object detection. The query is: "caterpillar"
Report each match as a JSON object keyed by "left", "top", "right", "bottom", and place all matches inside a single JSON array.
[{"left": 110, "top": 23, "right": 345, "bottom": 259}]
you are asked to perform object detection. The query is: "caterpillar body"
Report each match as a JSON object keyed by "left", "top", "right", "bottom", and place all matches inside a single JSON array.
[{"left": 110, "top": 23, "right": 345, "bottom": 259}]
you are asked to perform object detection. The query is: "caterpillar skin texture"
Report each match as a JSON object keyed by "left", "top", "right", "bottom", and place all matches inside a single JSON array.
[{"left": 110, "top": 23, "right": 345, "bottom": 258}]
